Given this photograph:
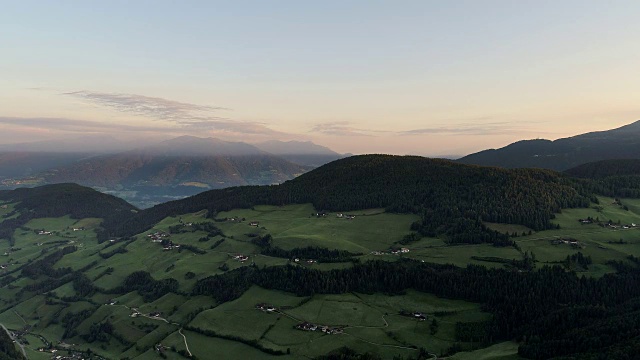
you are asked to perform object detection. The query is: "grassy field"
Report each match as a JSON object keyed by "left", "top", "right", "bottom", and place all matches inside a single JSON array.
[
  {"left": 1, "top": 200, "right": 640, "bottom": 359},
  {"left": 448, "top": 341, "right": 522, "bottom": 360},
  {"left": 0, "top": 202, "right": 17, "bottom": 224},
  {"left": 217, "top": 204, "right": 419, "bottom": 253},
  {"left": 189, "top": 286, "right": 489, "bottom": 359},
  {"left": 513, "top": 196, "right": 640, "bottom": 276}
]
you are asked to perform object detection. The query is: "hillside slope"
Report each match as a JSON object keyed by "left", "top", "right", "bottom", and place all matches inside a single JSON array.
[
  {"left": 109, "top": 155, "right": 590, "bottom": 241},
  {"left": 0, "top": 152, "right": 95, "bottom": 178},
  {"left": 458, "top": 120, "right": 640, "bottom": 170},
  {"left": 565, "top": 159, "right": 640, "bottom": 178},
  {"left": 0, "top": 183, "right": 137, "bottom": 241}
]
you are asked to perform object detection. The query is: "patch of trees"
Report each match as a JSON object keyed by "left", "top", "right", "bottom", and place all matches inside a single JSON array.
[
  {"left": 563, "top": 252, "right": 592, "bottom": 271},
  {"left": 83, "top": 321, "right": 114, "bottom": 343},
  {"left": 99, "top": 244, "right": 128, "bottom": 259},
  {"left": 398, "top": 232, "right": 421, "bottom": 245},
  {"left": 21, "top": 246, "right": 77, "bottom": 279},
  {"left": 412, "top": 213, "right": 516, "bottom": 247},
  {"left": 62, "top": 308, "right": 97, "bottom": 338},
  {"left": 178, "top": 244, "right": 206, "bottom": 255},
  {"left": 455, "top": 321, "right": 490, "bottom": 343},
  {"left": 107, "top": 271, "right": 178, "bottom": 302},
  {"left": 72, "top": 272, "right": 97, "bottom": 298},
  {"left": 251, "top": 234, "right": 360, "bottom": 263},
  {"left": 314, "top": 347, "right": 434, "bottom": 360}
]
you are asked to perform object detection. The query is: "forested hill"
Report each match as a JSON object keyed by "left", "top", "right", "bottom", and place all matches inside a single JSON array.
[
  {"left": 107, "top": 155, "right": 591, "bottom": 241},
  {"left": 566, "top": 159, "right": 640, "bottom": 199},
  {"left": 565, "top": 159, "right": 640, "bottom": 178},
  {"left": 0, "top": 183, "right": 137, "bottom": 241},
  {"left": 458, "top": 120, "right": 640, "bottom": 171}
]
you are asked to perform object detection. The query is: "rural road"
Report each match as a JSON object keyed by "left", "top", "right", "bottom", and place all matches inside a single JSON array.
[{"left": 0, "top": 323, "right": 27, "bottom": 359}]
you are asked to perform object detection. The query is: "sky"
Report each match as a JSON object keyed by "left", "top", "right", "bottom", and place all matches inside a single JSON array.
[{"left": 1, "top": 0, "right": 639, "bottom": 156}]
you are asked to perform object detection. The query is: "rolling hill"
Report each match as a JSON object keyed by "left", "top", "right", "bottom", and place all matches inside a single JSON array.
[
  {"left": 0, "top": 183, "right": 137, "bottom": 242},
  {"left": 458, "top": 120, "right": 640, "bottom": 170},
  {"left": 107, "top": 155, "right": 591, "bottom": 242},
  {"left": 1, "top": 157, "right": 640, "bottom": 359}
]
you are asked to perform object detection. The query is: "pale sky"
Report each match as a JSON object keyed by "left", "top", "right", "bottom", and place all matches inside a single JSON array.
[{"left": 1, "top": 0, "right": 639, "bottom": 156}]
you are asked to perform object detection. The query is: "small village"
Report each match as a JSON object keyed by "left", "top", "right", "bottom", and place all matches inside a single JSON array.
[
  {"left": 147, "top": 231, "right": 182, "bottom": 250},
  {"left": 550, "top": 237, "right": 585, "bottom": 249},
  {"left": 370, "top": 247, "right": 410, "bottom": 256},
  {"left": 255, "top": 303, "right": 277, "bottom": 313},
  {"left": 295, "top": 322, "right": 344, "bottom": 335},
  {"left": 293, "top": 258, "right": 317, "bottom": 265},
  {"left": 399, "top": 310, "right": 428, "bottom": 321}
]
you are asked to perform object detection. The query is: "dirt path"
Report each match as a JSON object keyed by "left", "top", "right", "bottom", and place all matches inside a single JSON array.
[{"left": 178, "top": 328, "right": 192, "bottom": 357}]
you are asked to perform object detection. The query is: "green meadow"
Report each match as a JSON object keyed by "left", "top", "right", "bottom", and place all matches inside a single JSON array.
[{"left": 0, "top": 199, "right": 639, "bottom": 358}]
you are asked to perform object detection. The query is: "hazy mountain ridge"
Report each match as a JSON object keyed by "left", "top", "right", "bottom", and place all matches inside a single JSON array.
[
  {"left": 458, "top": 120, "right": 640, "bottom": 170},
  {"left": 0, "top": 152, "right": 97, "bottom": 178},
  {"left": 254, "top": 140, "right": 347, "bottom": 166}
]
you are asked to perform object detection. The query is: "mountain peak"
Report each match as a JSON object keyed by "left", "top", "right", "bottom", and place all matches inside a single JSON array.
[
  {"left": 140, "top": 136, "right": 264, "bottom": 156},
  {"left": 458, "top": 120, "right": 640, "bottom": 171}
]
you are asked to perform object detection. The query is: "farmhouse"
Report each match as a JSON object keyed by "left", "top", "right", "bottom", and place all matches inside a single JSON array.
[
  {"left": 413, "top": 312, "right": 427, "bottom": 321},
  {"left": 249, "top": 221, "right": 260, "bottom": 227},
  {"left": 233, "top": 254, "right": 249, "bottom": 262},
  {"left": 256, "top": 303, "right": 277, "bottom": 312}
]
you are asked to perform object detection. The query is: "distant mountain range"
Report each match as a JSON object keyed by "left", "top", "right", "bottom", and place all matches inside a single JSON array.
[
  {"left": 254, "top": 140, "right": 346, "bottom": 167},
  {"left": 0, "top": 136, "right": 347, "bottom": 207},
  {"left": 458, "top": 120, "right": 640, "bottom": 171}
]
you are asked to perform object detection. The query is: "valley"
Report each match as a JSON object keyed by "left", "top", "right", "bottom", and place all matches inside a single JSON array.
[
  {"left": 1, "top": 193, "right": 640, "bottom": 359},
  {"left": 1, "top": 155, "right": 640, "bottom": 359}
]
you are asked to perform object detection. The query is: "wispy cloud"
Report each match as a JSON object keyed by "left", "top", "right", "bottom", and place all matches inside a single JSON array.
[
  {"left": 311, "top": 121, "right": 390, "bottom": 137},
  {"left": 60, "top": 90, "right": 286, "bottom": 136},
  {"left": 399, "top": 121, "right": 531, "bottom": 136},
  {"left": 63, "top": 90, "right": 228, "bottom": 122},
  {"left": 0, "top": 116, "right": 176, "bottom": 133}
]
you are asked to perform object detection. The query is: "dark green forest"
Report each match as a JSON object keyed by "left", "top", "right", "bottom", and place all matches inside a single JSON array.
[{"left": 103, "top": 155, "right": 592, "bottom": 246}]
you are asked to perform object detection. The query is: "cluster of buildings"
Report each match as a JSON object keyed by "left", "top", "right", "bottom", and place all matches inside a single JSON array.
[
  {"left": 147, "top": 231, "right": 169, "bottom": 242},
  {"left": 336, "top": 213, "right": 356, "bottom": 219},
  {"left": 606, "top": 223, "right": 637, "bottom": 230},
  {"left": 161, "top": 240, "right": 180, "bottom": 251},
  {"left": 155, "top": 343, "right": 168, "bottom": 354},
  {"left": 551, "top": 238, "right": 583, "bottom": 248},
  {"left": 295, "top": 322, "right": 344, "bottom": 335},
  {"left": 255, "top": 303, "right": 277, "bottom": 313},
  {"left": 293, "top": 258, "right": 317, "bottom": 265},
  {"left": 146, "top": 231, "right": 181, "bottom": 250},
  {"left": 38, "top": 230, "right": 53, "bottom": 235},
  {"left": 233, "top": 254, "right": 250, "bottom": 262},
  {"left": 371, "top": 248, "right": 410, "bottom": 256}
]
